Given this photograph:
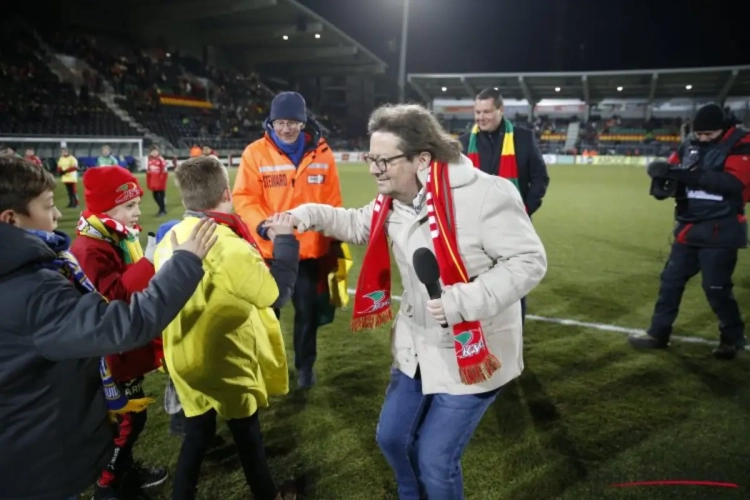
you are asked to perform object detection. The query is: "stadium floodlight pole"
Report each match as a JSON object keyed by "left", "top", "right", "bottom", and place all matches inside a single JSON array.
[{"left": 397, "top": 0, "right": 411, "bottom": 103}]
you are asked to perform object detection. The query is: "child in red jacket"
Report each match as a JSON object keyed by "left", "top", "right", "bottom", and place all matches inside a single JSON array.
[
  {"left": 71, "top": 166, "right": 167, "bottom": 499},
  {"left": 146, "top": 144, "right": 168, "bottom": 217}
]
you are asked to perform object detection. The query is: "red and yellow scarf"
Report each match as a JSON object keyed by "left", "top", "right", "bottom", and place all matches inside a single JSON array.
[
  {"left": 77, "top": 211, "right": 143, "bottom": 264},
  {"left": 352, "top": 162, "right": 501, "bottom": 384},
  {"left": 466, "top": 119, "right": 519, "bottom": 191}
]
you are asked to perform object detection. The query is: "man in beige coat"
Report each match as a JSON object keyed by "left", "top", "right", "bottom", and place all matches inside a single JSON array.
[{"left": 277, "top": 104, "right": 546, "bottom": 499}]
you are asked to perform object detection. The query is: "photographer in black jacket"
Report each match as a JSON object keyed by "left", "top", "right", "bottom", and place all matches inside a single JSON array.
[{"left": 629, "top": 103, "right": 750, "bottom": 359}]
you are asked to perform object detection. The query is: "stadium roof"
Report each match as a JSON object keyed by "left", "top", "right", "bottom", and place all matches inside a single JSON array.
[
  {"left": 408, "top": 65, "right": 750, "bottom": 103},
  {"left": 152, "top": 0, "right": 387, "bottom": 77}
]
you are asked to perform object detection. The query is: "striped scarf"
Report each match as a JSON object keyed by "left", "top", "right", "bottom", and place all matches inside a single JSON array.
[
  {"left": 77, "top": 211, "right": 144, "bottom": 264},
  {"left": 466, "top": 119, "right": 519, "bottom": 191},
  {"left": 352, "top": 163, "right": 501, "bottom": 384},
  {"left": 26, "top": 229, "right": 153, "bottom": 417}
]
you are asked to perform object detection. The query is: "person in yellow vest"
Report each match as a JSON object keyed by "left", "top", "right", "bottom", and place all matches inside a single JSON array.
[
  {"left": 57, "top": 147, "right": 79, "bottom": 208},
  {"left": 155, "top": 156, "right": 299, "bottom": 500}
]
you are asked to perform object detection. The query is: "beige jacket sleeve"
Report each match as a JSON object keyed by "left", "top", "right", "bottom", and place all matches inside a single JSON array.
[
  {"left": 288, "top": 200, "right": 375, "bottom": 246},
  {"left": 441, "top": 177, "right": 547, "bottom": 324}
]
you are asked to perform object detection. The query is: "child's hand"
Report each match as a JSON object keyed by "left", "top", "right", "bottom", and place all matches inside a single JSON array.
[
  {"left": 265, "top": 213, "right": 297, "bottom": 242},
  {"left": 171, "top": 217, "right": 218, "bottom": 259}
]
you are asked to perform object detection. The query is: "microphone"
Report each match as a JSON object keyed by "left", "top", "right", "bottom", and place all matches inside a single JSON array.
[{"left": 413, "top": 247, "right": 448, "bottom": 328}]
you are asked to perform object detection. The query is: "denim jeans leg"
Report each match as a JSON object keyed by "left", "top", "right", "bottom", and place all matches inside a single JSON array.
[
  {"left": 375, "top": 368, "right": 428, "bottom": 500},
  {"left": 414, "top": 389, "right": 500, "bottom": 500}
]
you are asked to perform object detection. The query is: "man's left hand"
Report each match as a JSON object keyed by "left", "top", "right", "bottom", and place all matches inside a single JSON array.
[
  {"left": 426, "top": 298, "right": 447, "bottom": 326},
  {"left": 647, "top": 160, "right": 670, "bottom": 179}
]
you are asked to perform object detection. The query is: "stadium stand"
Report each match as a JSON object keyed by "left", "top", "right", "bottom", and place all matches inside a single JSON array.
[
  {"left": 0, "top": 0, "right": 394, "bottom": 165},
  {"left": 414, "top": 66, "right": 750, "bottom": 157},
  {"left": 3, "top": 4, "right": 748, "bottom": 169},
  {"left": 0, "top": 21, "right": 140, "bottom": 144}
]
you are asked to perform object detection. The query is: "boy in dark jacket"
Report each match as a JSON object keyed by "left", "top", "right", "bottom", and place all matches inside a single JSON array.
[
  {"left": 0, "top": 156, "right": 217, "bottom": 500},
  {"left": 70, "top": 166, "right": 166, "bottom": 498}
]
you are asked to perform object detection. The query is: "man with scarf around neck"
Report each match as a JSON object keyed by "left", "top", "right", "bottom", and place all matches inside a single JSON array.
[
  {"left": 459, "top": 87, "right": 550, "bottom": 323},
  {"left": 282, "top": 104, "right": 547, "bottom": 499},
  {"left": 233, "top": 91, "right": 343, "bottom": 389},
  {"left": 70, "top": 166, "right": 168, "bottom": 498},
  {"left": 155, "top": 156, "right": 299, "bottom": 500},
  {"left": 630, "top": 103, "right": 750, "bottom": 359},
  {"left": 0, "top": 156, "right": 216, "bottom": 500}
]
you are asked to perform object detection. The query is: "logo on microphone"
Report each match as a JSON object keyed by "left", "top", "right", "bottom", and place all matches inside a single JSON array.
[
  {"left": 359, "top": 290, "right": 389, "bottom": 314},
  {"left": 455, "top": 329, "right": 484, "bottom": 359}
]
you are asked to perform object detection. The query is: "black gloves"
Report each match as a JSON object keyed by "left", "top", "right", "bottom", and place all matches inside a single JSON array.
[
  {"left": 647, "top": 160, "right": 703, "bottom": 186},
  {"left": 647, "top": 160, "right": 671, "bottom": 179}
]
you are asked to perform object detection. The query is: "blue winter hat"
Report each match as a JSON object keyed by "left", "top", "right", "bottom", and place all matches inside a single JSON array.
[{"left": 269, "top": 92, "right": 307, "bottom": 123}]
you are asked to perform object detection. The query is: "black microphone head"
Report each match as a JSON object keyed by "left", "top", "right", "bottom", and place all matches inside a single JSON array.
[{"left": 413, "top": 247, "right": 440, "bottom": 285}]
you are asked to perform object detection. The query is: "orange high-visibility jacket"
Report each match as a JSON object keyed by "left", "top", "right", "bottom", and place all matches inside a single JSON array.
[{"left": 233, "top": 131, "right": 342, "bottom": 260}]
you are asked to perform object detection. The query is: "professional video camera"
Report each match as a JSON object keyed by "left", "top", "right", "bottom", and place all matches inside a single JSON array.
[{"left": 647, "top": 143, "right": 703, "bottom": 199}]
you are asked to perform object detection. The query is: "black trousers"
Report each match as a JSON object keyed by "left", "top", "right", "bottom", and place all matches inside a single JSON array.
[
  {"left": 100, "top": 378, "right": 147, "bottom": 486},
  {"left": 648, "top": 241, "right": 745, "bottom": 345},
  {"left": 274, "top": 258, "right": 321, "bottom": 372},
  {"left": 172, "top": 409, "right": 276, "bottom": 500},
  {"left": 152, "top": 191, "right": 166, "bottom": 213},
  {"left": 64, "top": 182, "right": 78, "bottom": 206}
]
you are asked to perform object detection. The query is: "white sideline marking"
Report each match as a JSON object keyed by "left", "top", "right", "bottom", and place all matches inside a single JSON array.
[{"left": 345, "top": 289, "right": 739, "bottom": 349}]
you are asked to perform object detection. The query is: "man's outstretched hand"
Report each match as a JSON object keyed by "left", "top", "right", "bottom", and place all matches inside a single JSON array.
[{"left": 171, "top": 217, "right": 218, "bottom": 259}]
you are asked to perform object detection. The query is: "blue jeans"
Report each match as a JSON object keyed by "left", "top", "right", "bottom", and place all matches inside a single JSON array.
[{"left": 376, "top": 368, "right": 499, "bottom": 500}]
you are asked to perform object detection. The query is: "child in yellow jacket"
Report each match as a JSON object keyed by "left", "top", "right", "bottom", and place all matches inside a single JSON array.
[{"left": 154, "top": 156, "right": 299, "bottom": 500}]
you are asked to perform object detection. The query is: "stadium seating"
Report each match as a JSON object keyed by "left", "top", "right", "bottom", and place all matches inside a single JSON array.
[
  {"left": 2, "top": 21, "right": 692, "bottom": 159},
  {"left": 0, "top": 22, "right": 140, "bottom": 140}
]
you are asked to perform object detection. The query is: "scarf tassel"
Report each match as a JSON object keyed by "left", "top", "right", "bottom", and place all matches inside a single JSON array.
[
  {"left": 350, "top": 308, "right": 393, "bottom": 332},
  {"left": 459, "top": 354, "right": 502, "bottom": 385}
]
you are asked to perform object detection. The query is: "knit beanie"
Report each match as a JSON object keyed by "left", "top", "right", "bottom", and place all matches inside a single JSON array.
[
  {"left": 83, "top": 166, "right": 144, "bottom": 214},
  {"left": 269, "top": 92, "right": 307, "bottom": 123},
  {"left": 692, "top": 103, "right": 725, "bottom": 132}
]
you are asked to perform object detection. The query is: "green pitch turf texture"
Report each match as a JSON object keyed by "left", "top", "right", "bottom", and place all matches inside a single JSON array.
[{"left": 54, "top": 164, "right": 750, "bottom": 500}]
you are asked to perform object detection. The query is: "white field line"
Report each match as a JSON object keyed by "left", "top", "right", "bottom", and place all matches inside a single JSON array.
[{"left": 345, "top": 289, "right": 742, "bottom": 349}]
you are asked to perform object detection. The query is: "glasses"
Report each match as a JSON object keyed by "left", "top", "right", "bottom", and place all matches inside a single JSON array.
[
  {"left": 363, "top": 152, "right": 411, "bottom": 173},
  {"left": 272, "top": 120, "right": 303, "bottom": 130}
]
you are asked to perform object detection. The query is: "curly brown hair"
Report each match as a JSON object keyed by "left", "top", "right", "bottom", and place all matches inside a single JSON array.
[{"left": 367, "top": 103, "right": 462, "bottom": 164}]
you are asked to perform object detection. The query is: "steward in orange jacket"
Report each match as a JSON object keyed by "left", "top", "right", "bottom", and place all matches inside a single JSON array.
[{"left": 232, "top": 92, "right": 342, "bottom": 388}]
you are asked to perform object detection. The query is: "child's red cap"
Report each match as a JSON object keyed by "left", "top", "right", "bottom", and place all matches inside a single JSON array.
[{"left": 83, "top": 166, "right": 144, "bottom": 213}]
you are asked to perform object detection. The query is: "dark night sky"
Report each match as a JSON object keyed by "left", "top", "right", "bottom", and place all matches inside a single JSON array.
[{"left": 299, "top": 0, "right": 749, "bottom": 75}]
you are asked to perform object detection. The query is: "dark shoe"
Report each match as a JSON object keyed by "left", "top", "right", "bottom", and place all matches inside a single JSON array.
[
  {"left": 114, "top": 470, "right": 156, "bottom": 500},
  {"left": 130, "top": 462, "right": 168, "bottom": 489},
  {"left": 92, "top": 482, "right": 120, "bottom": 500},
  {"left": 713, "top": 342, "right": 743, "bottom": 360},
  {"left": 628, "top": 332, "right": 669, "bottom": 349},
  {"left": 298, "top": 369, "right": 316, "bottom": 389}
]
